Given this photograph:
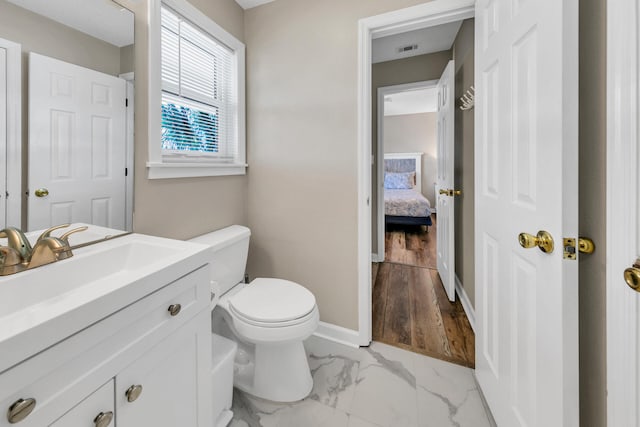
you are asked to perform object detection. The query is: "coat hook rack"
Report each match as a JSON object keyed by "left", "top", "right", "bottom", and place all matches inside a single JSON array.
[{"left": 459, "top": 86, "right": 475, "bottom": 111}]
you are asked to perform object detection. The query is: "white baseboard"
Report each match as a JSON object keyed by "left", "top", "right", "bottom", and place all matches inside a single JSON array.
[
  {"left": 313, "top": 321, "right": 361, "bottom": 348},
  {"left": 431, "top": 207, "right": 437, "bottom": 214},
  {"left": 455, "top": 275, "right": 476, "bottom": 333},
  {"left": 372, "top": 253, "right": 384, "bottom": 262}
]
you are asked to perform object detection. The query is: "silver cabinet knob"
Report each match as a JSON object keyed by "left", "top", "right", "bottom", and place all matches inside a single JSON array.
[
  {"left": 168, "top": 304, "right": 181, "bottom": 316},
  {"left": 7, "top": 398, "right": 36, "bottom": 423},
  {"left": 94, "top": 411, "right": 113, "bottom": 427},
  {"left": 125, "top": 384, "right": 143, "bottom": 402}
]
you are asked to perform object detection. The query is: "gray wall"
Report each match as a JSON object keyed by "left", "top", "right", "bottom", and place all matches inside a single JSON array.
[
  {"left": 371, "top": 51, "right": 451, "bottom": 255},
  {"left": 453, "top": 19, "right": 475, "bottom": 307},
  {"left": 244, "top": 0, "right": 436, "bottom": 329},
  {"left": 579, "top": 0, "right": 607, "bottom": 424},
  {"left": 120, "top": 44, "right": 135, "bottom": 75},
  {"left": 383, "top": 112, "right": 437, "bottom": 203}
]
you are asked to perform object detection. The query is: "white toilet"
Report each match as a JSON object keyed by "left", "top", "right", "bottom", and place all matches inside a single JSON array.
[{"left": 190, "top": 225, "right": 319, "bottom": 403}]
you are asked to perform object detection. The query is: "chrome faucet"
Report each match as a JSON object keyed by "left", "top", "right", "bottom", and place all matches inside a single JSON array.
[{"left": 0, "top": 224, "right": 88, "bottom": 276}]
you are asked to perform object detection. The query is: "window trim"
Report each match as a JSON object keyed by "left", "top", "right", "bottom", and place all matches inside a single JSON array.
[{"left": 147, "top": 0, "right": 246, "bottom": 179}]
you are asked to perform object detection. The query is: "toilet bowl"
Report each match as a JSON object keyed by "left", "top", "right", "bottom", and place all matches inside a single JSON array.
[{"left": 190, "top": 225, "right": 319, "bottom": 403}]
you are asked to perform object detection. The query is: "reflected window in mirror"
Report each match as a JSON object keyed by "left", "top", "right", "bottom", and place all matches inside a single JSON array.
[{"left": 148, "top": 0, "right": 246, "bottom": 179}]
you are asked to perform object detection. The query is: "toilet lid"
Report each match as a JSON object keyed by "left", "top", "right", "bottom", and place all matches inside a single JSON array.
[{"left": 228, "top": 278, "right": 316, "bottom": 323}]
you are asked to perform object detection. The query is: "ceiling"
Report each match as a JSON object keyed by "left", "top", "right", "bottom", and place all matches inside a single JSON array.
[
  {"left": 372, "top": 20, "right": 462, "bottom": 64},
  {"left": 384, "top": 87, "right": 438, "bottom": 117},
  {"left": 235, "top": 0, "right": 275, "bottom": 9},
  {"left": 7, "top": 0, "right": 134, "bottom": 47}
]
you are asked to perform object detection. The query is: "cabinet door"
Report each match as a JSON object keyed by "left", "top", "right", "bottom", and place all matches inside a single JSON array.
[
  {"left": 116, "top": 311, "right": 212, "bottom": 427},
  {"left": 49, "top": 380, "right": 114, "bottom": 427}
]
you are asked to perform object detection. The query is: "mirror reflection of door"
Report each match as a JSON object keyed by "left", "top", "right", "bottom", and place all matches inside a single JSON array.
[
  {"left": 28, "top": 53, "right": 127, "bottom": 231},
  {"left": 0, "top": 0, "right": 135, "bottom": 231}
]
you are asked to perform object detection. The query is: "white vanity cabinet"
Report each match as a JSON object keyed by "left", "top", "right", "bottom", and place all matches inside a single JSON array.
[{"left": 0, "top": 265, "right": 212, "bottom": 427}]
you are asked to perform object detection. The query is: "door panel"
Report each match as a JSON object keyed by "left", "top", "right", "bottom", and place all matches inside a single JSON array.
[
  {"left": 475, "top": 0, "right": 579, "bottom": 426},
  {"left": 436, "top": 60, "right": 456, "bottom": 301},
  {"left": 28, "top": 53, "right": 126, "bottom": 231}
]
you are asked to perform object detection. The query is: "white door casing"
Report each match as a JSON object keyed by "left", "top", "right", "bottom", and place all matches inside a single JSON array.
[
  {"left": 0, "top": 47, "right": 6, "bottom": 228},
  {"left": 28, "top": 53, "right": 127, "bottom": 231},
  {"left": 475, "top": 0, "right": 579, "bottom": 426},
  {"left": 606, "top": 0, "right": 640, "bottom": 425},
  {"left": 358, "top": 0, "right": 475, "bottom": 347},
  {"left": 436, "top": 60, "right": 456, "bottom": 302},
  {"left": 0, "top": 37, "right": 21, "bottom": 229}
]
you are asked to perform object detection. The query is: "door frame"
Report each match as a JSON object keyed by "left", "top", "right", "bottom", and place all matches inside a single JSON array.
[
  {"left": 0, "top": 37, "right": 21, "bottom": 228},
  {"left": 606, "top": 0, "right": 639, "bottom": 424},
  {"left": 120, "top": 72, "right": 135, "bottom": 232},
  {"left": 374, "top": 80, "right": 438, "bottom": 263},
  {"left": 357, "top": 0, "right": 475, "bottom": 345}
]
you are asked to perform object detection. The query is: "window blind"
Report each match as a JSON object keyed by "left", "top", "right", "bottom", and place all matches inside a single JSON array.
[{"left": 160, "top": 6, "right": 236, "bottom": 160}]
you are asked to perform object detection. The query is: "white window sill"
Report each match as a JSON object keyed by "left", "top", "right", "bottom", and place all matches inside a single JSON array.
[{"left": 147, "top": 162, "right": 247, "bottom": 179}]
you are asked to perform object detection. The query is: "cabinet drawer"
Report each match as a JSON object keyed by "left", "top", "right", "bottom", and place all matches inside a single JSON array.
[
  {"left": 0, "top": 266, "right": 210, "bottom": 427},
  {"left": 50, "top": 380, "right": 114, "bottom": 427}
]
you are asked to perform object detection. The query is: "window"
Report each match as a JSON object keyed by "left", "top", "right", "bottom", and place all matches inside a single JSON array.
[{"left": 148, "top": 0, "right": 245, "bottom": 179}]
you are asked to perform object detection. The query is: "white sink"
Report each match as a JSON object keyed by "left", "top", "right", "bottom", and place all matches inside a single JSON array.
[{"left": 0, "top": 225, "right": 211, "bottom": 373}]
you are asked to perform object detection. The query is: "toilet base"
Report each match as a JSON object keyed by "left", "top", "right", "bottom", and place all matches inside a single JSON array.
[{"left": 234, "top": 341, "right": 313, "bottom": 402}]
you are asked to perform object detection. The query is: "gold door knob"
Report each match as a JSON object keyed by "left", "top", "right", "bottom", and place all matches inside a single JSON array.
[
  {"left": 518, "top": 230, "right": 554, "bottom": 253},
  {"left": 34, "top": 188, "right": 49, "bottom": 198},
  {"left": 7, "top": 398, "right": 36, "bottom": 423},
  {"left": 94, "top": 411, "right": 114, "bottom": 427},
  {"left": 168, "top": 304, "right": 182, "bottom": 316},
  {"left": 438, "top": 189, "right": 462, "bottom": 196},
  {"left": 578, "top": 237, "right": 595, "bottom": 254},
  {"left": 125, "top": 385, "right": 143, "bottom": 402},
  {"left": 624, "top": 262, "right": 640, "bottom": 292}
]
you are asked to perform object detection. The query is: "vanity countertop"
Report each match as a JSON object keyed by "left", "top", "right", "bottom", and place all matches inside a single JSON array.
[{"left": 0, "top": 224, "right": 212, "bottom": 374}]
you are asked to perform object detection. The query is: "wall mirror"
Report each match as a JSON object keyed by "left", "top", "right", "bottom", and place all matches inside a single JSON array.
[{"left": 0, "top": 0, "right": 134, "bottom": 233}]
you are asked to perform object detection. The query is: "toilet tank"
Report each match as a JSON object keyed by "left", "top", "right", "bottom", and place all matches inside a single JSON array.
[{"left": 189, "top": 225, "right": 251, "bottom": 295}]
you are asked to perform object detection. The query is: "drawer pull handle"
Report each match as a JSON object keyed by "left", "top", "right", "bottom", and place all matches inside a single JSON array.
[
  {"left": 7, "top": 398, "right": 36, "bottom": 423},
  {"left": 94, "top": 411, "right": 114, "bottom": 427},
  {"left": 125, "top": 384, "right": 143, "bottom": 402},
  {"left": 168, "top": 304, "right": 182, "bottom": 316}
]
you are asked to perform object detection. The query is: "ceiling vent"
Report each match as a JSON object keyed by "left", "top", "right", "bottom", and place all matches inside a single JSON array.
[{"left": 397, "top": 44, "right": 418, "bottom": 53}]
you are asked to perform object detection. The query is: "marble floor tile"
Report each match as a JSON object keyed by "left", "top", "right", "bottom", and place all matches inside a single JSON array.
[{"left": 230, "top": 336, "right": 493, "bottom": 427}]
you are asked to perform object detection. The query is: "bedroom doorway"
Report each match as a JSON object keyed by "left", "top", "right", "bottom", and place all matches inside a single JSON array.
[{"left": 369, "top": 15, "right": 476, "bottom": 368}]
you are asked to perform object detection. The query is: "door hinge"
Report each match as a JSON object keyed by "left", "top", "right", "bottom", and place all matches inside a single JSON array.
[
  {"left": 125, "top": 167, "right": 128, "bottom": 177},
  {"left": 563, "top": 238, "right": 577, "bottom": 260},
  {"left": 125, "top": 98, "right": 129, "bottom": 107}
]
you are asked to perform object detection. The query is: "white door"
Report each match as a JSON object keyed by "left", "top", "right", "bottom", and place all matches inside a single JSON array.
[
  {"left": 475, "top": 0, "right": 579, "bottom": 426},
  {"left": 436, "top": 60, "right": 456, "bottom": 302},
  {"left": 0, "top": 47, "right": 6, "bottom": 228},
  {"left": 28, "top": 53, "right": 127, "bottom": 231},
  {"left": 606, "top": 0, "right": 640, "bottom": 424}
]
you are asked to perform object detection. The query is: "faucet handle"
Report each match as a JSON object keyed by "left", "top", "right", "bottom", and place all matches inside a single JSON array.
[
  {"left": 59, "top": 226, "right": 89, "bottom": 244},
  {"left": 0, "top": 246, "right": 24, "bottom": 275},
  {"left": 37, "top": 224, "right": 71, "bottom": 242},
  {"left": 0, "top": 246, "right": 22, "bottom": 267}
]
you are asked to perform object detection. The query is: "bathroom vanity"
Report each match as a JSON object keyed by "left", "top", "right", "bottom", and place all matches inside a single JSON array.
[{"left": 0, "top": 227, "right": 213, "bottom": 427}]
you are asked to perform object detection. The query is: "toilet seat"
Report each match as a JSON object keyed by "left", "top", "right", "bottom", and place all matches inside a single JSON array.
[{"left": 228, "top": 278, "right": 317, "bottom": 326}]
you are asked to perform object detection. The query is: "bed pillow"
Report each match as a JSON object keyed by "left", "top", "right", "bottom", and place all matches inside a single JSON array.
[{"left": 384, "top": 172, "right": 415, "bottom": 189}]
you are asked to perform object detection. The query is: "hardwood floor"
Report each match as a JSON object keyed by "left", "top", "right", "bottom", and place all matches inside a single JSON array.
[{"left": 373, "top": 216, "right": 475, "bottom": 368}]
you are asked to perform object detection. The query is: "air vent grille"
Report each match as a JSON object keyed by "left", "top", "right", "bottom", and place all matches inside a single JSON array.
[{"left": 397, "top": 44, "right": 418, "bottom": 53}]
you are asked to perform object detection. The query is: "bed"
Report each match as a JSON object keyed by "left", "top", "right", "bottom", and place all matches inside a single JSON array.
[{"left": 384, "top": 153, "right": 433, "bottom": 228}]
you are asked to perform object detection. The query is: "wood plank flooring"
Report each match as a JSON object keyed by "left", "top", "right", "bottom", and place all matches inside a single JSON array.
[{"left": 373, "top": 216, "right": 475, "bottom": 368}]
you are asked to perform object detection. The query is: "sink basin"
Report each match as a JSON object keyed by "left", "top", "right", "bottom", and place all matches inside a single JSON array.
[
  {"left": 0, "top": 241, "right": 177, "bottom": 318},
  {"left": 0, "top": 225, "right": 211, "bottom": 373}
]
